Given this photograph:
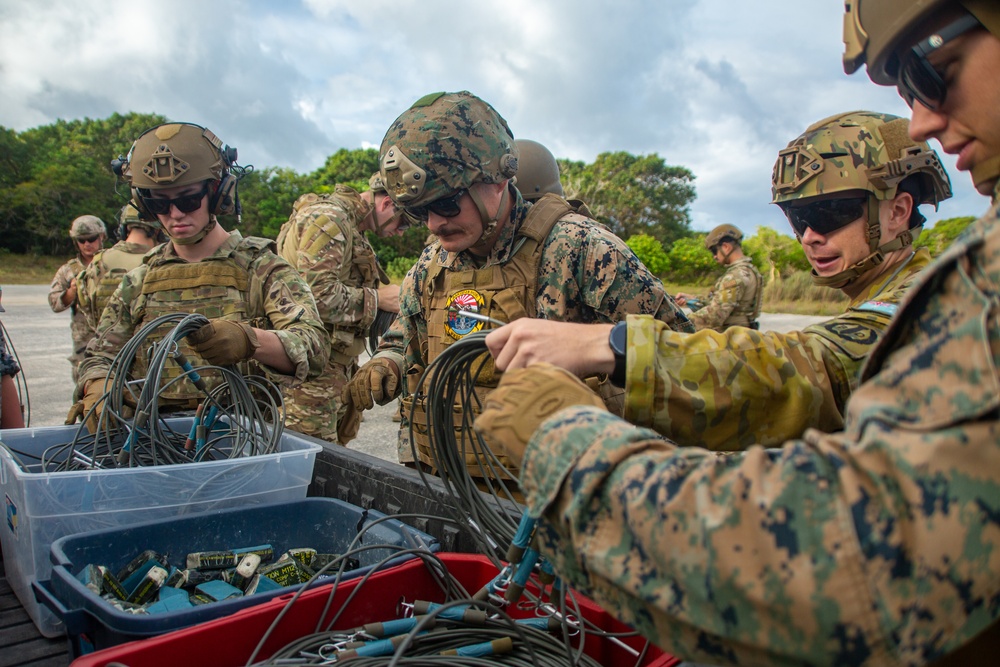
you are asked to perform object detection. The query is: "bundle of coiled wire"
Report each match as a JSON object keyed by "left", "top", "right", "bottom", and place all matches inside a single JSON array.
[
  {"left": 244, "top": 541, "right": 650, "bottom": 667},
  {"left": 45, "top": 312, "right": 284, "bottom": 471},
  {"left": 407, "top": 331, "right": 523, "bottom": 560}
]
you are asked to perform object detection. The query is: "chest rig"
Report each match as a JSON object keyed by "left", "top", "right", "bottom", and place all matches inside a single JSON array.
[
  {"left": 134, "top": 240, "right": 267, "bottom": 404},
  {"left": 407, "top": 196, "right": 624, "bottom": 474}
]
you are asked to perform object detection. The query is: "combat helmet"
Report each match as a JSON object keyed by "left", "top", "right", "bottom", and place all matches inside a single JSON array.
[
  {"left": 380, "top": 91, "right": 518, "bottom": 251},
  {"left": 843, "top": 0, "right": 1000, "bottom": 192},
  {"left": 70, "top": 215, "right": 107, "bottom": 240},
  {"left": 117, "top": 203, "right": 159, "bottom": 239},
  {"left": 704, "top": 224, "right": 743, "bottom": 251},
  {"left": 772, "top": 111, "right": 951, "bottom": 287},
  {"left": 112, "top": 122, "right": 243, "bottom": 245},
  {"left": 514, "top": 139, "right": 564, "bottom": 200}
]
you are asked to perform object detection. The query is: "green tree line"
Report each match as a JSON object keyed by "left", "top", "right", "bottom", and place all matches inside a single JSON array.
[{"left": 0, "top": 112, "right": 976, "bottom": 286}]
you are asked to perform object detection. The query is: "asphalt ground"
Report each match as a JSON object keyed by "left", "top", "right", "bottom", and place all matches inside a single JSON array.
[{"left": 1, "top": 284, "right": 829, "bottom": 463}]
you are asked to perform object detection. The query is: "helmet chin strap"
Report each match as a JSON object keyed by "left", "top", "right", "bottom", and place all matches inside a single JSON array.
[
  {"left": 169, "top": 215, "right": 217, "bottom": 246},
  {"left": 810, "top": 194, "right": 915, "bottom": 289},
  {"left": 467, "top": 184, "right": 512, "bottom": 254}
]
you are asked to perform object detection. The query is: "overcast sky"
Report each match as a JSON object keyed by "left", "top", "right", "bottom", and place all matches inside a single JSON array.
[{"left": 0, "top": 0, "right": 986, "bottom": 236}]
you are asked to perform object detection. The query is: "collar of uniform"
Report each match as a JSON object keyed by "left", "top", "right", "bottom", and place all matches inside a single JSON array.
[{"left": 159, "top": 230, "right": 242, "bottom": 263}]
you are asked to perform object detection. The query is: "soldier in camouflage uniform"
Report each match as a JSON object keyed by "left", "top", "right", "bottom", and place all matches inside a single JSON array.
[
  {"left": 676, "top": 224, "right": 762, "bottom": 331},
  {"left": 71, "top": 123, "right": 328, "bottom": 426},
  {"left": 475, "top": 0, "right": 1000, "bottom": 664},
  {"left": 486, "top": 112, "right": 952, "bottom": 450},
  {"left": 514, "top": 138, "right": 593, "bottom": 217},
  {"left": 0, "top": 286, "right": 25, "bottom": 428},
  {"left": 48, "top": 215, "right": 106, "bottom": 382},
  {"left": 341, "top": 91, "right": 691, "bottom": 469},
  {"left": 76, "top": 204, "right": 161, "bottom": 342},
  {"left": 276, "top": 173, "right": 407, "bottom": 443}
]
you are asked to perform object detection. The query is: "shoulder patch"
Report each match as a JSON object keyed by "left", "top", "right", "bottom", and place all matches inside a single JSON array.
[{"left": 854, "top": 300, "right": 898, "bottom": 318}]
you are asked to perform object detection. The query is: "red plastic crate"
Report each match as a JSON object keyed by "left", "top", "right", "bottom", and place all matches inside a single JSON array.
[{"left": 70, "top": 553, "right": 680, "bottom": 667}]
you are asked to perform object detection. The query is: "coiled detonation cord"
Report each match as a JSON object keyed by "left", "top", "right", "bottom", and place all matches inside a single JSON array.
[
  {"left": 408, "top": 331, "right": 522, "bottom": 559},
  {"left": 44, "top": 312, "right": 284, "bottom": 470}
]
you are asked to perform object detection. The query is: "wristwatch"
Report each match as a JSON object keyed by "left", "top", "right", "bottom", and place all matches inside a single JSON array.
[{"left": 609, "top": 321, "right": 628, "bottom": 387}]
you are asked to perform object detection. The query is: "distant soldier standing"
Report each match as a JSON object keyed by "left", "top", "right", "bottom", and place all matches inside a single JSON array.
[
  {"left": 676, "top": 223, "right": 762, "bottom": 331},
  {"left": 76, "top": 204, "right": 161, "bottom": 342},
  {"left": 276, "top": 174, "right": 407, "bottom": 443},
  {"left": 48, "top": 215, "right": 106, "bottom": 382}
]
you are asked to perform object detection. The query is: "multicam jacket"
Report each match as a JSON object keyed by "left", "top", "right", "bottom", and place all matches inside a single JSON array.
[
  {"left": 624, "top": 247, "right": 932, "bottom": 450},
  {"left": 519, "top": 185, "right": 1000, "bottom": 665},
  {"left": 76, "top": 231, "right": 328, "bottom": 403},
  {"left": 76, "top": 241, "right": 155, "bottom": 341},
  {"left": 375, "top": 191, "right": 692, "bottom": 464},
  {"left": 687, "top": 256, "right": 762, "bottom": 331},
  {"left": 48, "top": 256, "right": 90, "bottom": 373},
  {"left": 276, "top": 186, "right": 388, "bottom": 441}
]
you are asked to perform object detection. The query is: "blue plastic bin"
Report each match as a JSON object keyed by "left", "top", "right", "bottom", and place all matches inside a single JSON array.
[{"left": 35, "top": 497, "right": 438, "bottom": 657}]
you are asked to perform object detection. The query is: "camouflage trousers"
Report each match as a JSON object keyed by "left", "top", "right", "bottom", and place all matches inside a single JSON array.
[{"left": 283, "top": 357, "right": 357, "bottom": 445}]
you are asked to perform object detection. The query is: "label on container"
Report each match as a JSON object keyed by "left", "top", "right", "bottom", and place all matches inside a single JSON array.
[{"left": 4, "top": 494, "right": 16, "bottom": 536}]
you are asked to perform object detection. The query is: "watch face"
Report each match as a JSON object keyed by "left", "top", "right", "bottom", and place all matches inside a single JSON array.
[{"left": 610, "top": 321, "right": 627, "bottom": 356}]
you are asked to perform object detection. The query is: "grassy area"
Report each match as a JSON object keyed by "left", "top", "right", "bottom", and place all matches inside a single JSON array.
[
  {"left": 0, "top": 251, "right": 72, "bottom": 284},
  {"left": 665, "top": 271, "right": 848, "bottom": 317}
]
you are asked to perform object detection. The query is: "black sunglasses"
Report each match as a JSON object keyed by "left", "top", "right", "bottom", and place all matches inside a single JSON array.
[
  {"left": 75, "top": 234, "right": 102, "bottom": 244},
  {"left": 897, "top": 13, "right": 981, "bottom": 110},
  {"left": 783, "top": 197, "right": 867, "bottom": 237},
  {"left": 404, "top": 189, "right": 467, "bottom": 222},
  {"left": 140, "top": 182, "right": 210, "bottom": 216}
]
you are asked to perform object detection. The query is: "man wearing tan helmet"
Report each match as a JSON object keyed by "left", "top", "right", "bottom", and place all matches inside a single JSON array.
[
  {"left": 69, "top": 122, "right": 328, "bottom": 431},
  {"left": 275, "top": 173, "right": 407, "bottom": 444},
  {"left": 48, "top": 214, "right": 106, "bottom": 382},
  {"left": 341, "top": 90, "right": 691, "bottom": 472},
  {"left": 75, "top": 204, "right": 162, "bottom": 344},
  {"left": 675, "top": 223, "right": 762, "bottom": 331},
  {"left": 466, "top": 1, "right": 1000, "bottom": 664},
  {"left": 482, "top": 111, "right": 951, "bottom": 450}
]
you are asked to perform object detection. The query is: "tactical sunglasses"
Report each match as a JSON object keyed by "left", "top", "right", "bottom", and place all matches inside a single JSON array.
[
  {"left": 896, "top": 13, "right": 982, "bottom": 110},
  {"left": 404, "top": 189, "right": 467, "bottom": 222},
  {"left": 74, "top": 235, "right": 102, "bottom": 244},
  {"left": 141, "top": 182, "right": 210, "bottom": 216},
  {"left": 783, "top": 196, "right": 867, "bottom": 237}
]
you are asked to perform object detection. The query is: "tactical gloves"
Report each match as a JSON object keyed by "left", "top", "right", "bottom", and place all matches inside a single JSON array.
[
  {"left": 342, "top": 357, "right": 401, "bottom": 411},
  {"left": 188, "top": 319, "right": 260, "bottom": 366},
  {"left": 474, "top": 363, "right": 608, "bottom": 466},
  {"left": 65, "top": 377, "right": 110, "bottom": 434}
]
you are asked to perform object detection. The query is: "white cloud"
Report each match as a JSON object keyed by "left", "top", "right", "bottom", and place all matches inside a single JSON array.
[{"left": 0, "top": 0, "right": 988, "bottom": 238}]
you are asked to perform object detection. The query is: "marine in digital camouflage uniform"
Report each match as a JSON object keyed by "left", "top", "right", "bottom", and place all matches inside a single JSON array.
[
  {"left": 73, "top": 123, "right": 327, "bottom": 420},
  {"left": 342, "top": 91, "right": 691, "bottom": 468},
  {"left": 677, "top": 224, "right": 762, "bottom": 332},
  {"left": 76, "top": 204, "right": 160, "bottom": 342},
  {"left": 276, "top": 175, "right": 406, "bottom": 443},
  {"left": 48, "top": 215, "right": 106, "bottom": 382},
  {"left": 475, "top": 1, "right": 1000, "bottom": 664}
]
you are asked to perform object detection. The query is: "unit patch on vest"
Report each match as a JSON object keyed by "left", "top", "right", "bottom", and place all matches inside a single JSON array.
[
  {"left": 445, "top": 289, "right": 486, "bottom": 340},
  {"left": 854, "top": 300, "right": 899, "bottom": 318}
]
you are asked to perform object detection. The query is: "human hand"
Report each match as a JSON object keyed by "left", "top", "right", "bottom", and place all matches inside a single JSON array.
[
  {"left": 65, "top": 379, "right": 109, "bottom": 434},
  {"left": 474, "top": 362, "right": 607, "bottom": 465},
  {"left": 485, "top": 319, "right": 615, "bottom": 376},
  {"left": 377, "top": 284, "right": 401, "bottom": 314},
  {"left": 188, "top": 319, "right": 260, "bottom": 366},
  {"left": 674, "top": 293, "right": 691, "bottom": 307},
  {"left": 337, "top": 398, "right": 362, "bottom": 444},
  {"left": 342, "top": 356, "right": 401, "bottom": 411}
]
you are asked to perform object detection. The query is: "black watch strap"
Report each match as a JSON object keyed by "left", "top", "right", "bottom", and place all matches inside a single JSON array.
[{"left": 609, "top": 321, "right": 627, "bottom": 387}]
